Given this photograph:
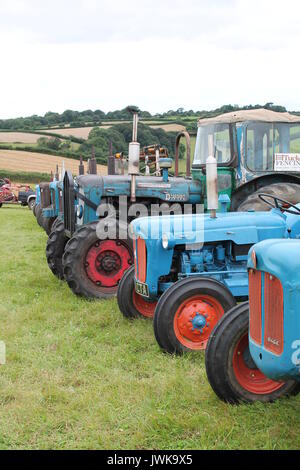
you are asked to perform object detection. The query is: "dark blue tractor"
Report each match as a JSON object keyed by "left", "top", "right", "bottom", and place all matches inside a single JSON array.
[{"left": 205, "top": 238, "right": 300, "bottom": 403}]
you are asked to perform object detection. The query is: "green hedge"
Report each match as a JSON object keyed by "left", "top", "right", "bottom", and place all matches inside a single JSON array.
[{"left": 0, "top": 170, "right": 50, "bottom": 184}]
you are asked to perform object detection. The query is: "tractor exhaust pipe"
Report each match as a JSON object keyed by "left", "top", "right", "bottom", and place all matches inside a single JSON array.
[
  {"left": 79, "top": 155, "right": 85, "bottom": 176},
  {"left": 127, "top": 107, "right": 140, "bottom": 202},
  {"left": 89, "top": 146, "right": 97, "bottom": 175},
  {"left": 206, "top": 135, "right": 218, "bottom": 218}
]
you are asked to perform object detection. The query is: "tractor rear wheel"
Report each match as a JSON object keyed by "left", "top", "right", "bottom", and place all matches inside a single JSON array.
[
  {"left": 46, "top": 219, "right": 68, "bottom": 280},
  {"left": 117, "top": 266, "right": 157, "bottom": 319},
  {"left": 238, "top": 183, "right": 300, "bottom": 211},
  {"left": 205, "top": 302, "right": 300, "bottom": 403},
  {"left": 153, "top": 277, "right": 236, "bottom": 355},
  {"left": 63, "top": 222, "right": 134, "bottom": 299}
]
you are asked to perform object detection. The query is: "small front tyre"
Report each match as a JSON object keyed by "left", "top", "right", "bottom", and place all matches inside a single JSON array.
[
  {"left": 46, "top": 219, "right": 68, "bottom": 280},
  {"left": 154, "top": 277, "right": 236, "bottom": 354},
  {"left": 117, "top": 266, "right": 157, "bottom": 319},
  {"left": 205, "top": 302, "right": 300, "bottom": 403}
]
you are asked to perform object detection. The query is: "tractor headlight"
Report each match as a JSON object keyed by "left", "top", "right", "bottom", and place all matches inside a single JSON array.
[{"left": 162, "top": 233, "right": 169, "bottom": 250}]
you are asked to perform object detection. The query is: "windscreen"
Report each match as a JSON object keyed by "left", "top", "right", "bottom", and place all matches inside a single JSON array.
[
  {"left": 246, "top": 122, "right": 300, "bottom": 171},
  {"left": 193, "top": 124, "right": 232, "bottom": 165}
]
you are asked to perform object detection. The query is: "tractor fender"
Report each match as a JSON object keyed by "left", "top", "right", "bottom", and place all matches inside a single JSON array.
[{"left": 231, "top": 173, "right": 300, "bottom": 211}]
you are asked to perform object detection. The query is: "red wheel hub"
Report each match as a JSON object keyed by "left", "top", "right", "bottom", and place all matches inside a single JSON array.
[
  {"left": 85, "top": 240, "right": 132, "bottom": 288},
  {"left": 232, "top": 332, "right": 283, "bottom": 394},
  {"left": 132, "top": 291, "right": 157, "bottom": 318},
  {"left": 173, "top": 295, "right": 224, "bottom": 350}
]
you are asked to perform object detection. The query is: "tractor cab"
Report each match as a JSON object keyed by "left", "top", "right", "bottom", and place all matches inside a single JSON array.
[{"left": 193, "top": 109, "right": 300, "bottom": 211}]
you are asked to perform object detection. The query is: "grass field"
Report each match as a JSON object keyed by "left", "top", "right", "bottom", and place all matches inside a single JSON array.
[
  {"left": 0, "top": 150, "right": 107, "bottom": 175},
  {"left": 0, "top": 207, "right": 300, "bottom": 450}
]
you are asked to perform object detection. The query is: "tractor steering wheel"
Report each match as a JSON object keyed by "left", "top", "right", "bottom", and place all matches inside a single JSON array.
[{"left": 258, "top": 193, "right": 300, "bottom": 215}]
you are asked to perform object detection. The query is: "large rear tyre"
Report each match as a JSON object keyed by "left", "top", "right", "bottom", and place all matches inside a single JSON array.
[
  {"left": 63, "top": 222, "right": 134, "bottom": 299},
  {"left": 238, "top": 183, "right": 300, "bottom": 211},
  {"left": 153, "top": 277, "right": 236, "bottom": 355},
  {"left": 46, "top": 219, "right": 68, "bottom": 280},
  {"left": 205, "top": 302, "right": 300, "bottom": 404},
  {"left": 117, "top": 266, "right": 157, "bottom": 319}
]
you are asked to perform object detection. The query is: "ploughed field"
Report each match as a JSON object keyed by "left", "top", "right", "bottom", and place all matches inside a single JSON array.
[
  {"left": 0, "top": 206, "right": 300, "bottom": 450},
  {"left": 0, "top": 149, "right": 107, "bottom": 175}
]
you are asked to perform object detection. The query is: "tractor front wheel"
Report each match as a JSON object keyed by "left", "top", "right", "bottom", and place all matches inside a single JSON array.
[
  {"left": 205, "top": 302, "right": 300, "bottom": 403},
  {"left": 153, "top": 277, "right": 236, "bottom": 355},
  {"left": 117, "top": 266, "right": 157, "bottom": 319},
  {"left": 36, "top": 205, "right": 44, "bottom": 227},
  {"left": 46, "top": 219, "right": 68, "bottom": 280},
  {"left": 63, "top": 222, "right": 134, "bottom": 299},
  {"left": 238, "top": 183, "right": 300, "bottom": 211}
]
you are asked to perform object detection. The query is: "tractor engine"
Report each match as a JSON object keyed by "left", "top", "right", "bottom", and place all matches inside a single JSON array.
[{"left": 172, "top": 241, "right": 249, "bottom": 299}]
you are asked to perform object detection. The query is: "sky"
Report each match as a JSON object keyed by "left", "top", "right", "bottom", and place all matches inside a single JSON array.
[{"left": 1, "top": 0, "right": 300, "bottom": 118}]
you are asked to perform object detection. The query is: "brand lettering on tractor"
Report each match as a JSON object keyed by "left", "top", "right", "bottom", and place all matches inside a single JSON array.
[
  {"left": 267, "top": 337, "right": 280, "bottom": 347},
  {"left": 165, "top": 193, "right": 186, "bottom": 201}
]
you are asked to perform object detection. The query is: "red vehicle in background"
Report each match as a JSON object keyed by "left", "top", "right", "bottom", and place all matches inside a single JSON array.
[{"left": 0, "top": 178, "right": 36, "bottom": 209}]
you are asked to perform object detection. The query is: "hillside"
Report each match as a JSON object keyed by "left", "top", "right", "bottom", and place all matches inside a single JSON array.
[{"left": 0, "top": 149, "right": 107, "bottom": 176}]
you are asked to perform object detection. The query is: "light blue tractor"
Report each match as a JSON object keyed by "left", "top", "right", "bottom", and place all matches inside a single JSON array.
[
  {"left": 205, "top": 238, "right": 300, "bottom": 403},
  {"left": 117, "top": 194, "right": 300, "bottom": 355}
]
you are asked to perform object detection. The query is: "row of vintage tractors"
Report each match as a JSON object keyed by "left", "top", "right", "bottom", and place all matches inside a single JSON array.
[{"left": 33, "top": 108, "right": 300, "bottom": 404}]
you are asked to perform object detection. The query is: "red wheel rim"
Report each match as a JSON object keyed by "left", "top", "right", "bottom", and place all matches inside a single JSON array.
[
  {"left": 173, "top": 295, "right": 224, "bottom": 350},
  {"left": 132, "top": 291, "right": 157, "bottom": 318},
  {"left": 85, "top": 240, "right": 132, "bottom": 289},
  {"left": 232, "top": 332, "right": 283, "bottom": 394}
]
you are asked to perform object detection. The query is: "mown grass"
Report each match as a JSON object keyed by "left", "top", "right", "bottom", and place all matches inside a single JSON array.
[{"left": 0, "top": 206, "right": 300, "bottom": 450}]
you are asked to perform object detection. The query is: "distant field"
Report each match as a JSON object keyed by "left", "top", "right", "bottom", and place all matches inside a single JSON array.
[
  {"left": 149, "top": 124, "right": 186, "bottom": 133},
  {"left": 0, "top": 133, "right": 50, "bottom": 144},
  {"left": 45, "top": 127, "right": 110, "bottom": 139},
  {"left": 0, "top": 150, "right": 107, "bottom": 175}
]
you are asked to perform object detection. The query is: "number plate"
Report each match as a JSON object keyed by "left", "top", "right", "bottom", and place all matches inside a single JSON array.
[{"left": 135, "top": 281, "right": 150, "bottom": 298}]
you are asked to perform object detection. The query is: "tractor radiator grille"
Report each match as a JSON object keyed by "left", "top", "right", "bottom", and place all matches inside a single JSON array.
[
  {"left": 63, "top": 171, "right": 75, "bottom": 238},
  {"left": 40, "top": 183, "right": 51, "bottom": 208},
  {"left": 249, "top": 269, "right": 262, "bottom": 345},
  {"left": 136, "top": 237, "right": 147, "bottom": 283},
  {"left": 264, "top": 273, "right": 284, "bottom": 355}
]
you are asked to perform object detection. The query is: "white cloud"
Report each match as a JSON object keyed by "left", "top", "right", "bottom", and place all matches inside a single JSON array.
[{"left": 0, "top": 0, "right": 300, "bottom": 117}]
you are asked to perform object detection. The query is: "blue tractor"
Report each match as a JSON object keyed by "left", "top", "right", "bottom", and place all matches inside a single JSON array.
[
  {"left": 205, "top": 238, "right": 300, "bottom": 403},
  {"left": 117, "top": 193, "right": 300, "bottom": 354},
  {"left": 59, "top": 109, "right": 201, "bottom": 299},
  {"left": 49, "top": 108, "right": 300, "bottom": 296}
]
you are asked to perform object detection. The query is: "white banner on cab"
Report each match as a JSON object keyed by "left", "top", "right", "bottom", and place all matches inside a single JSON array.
[{"left": 275, "top": 153, "right": 300, "bottom": 172}]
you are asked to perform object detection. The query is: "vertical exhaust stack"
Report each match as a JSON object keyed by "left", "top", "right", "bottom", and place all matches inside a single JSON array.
[
  {"left": 79, "top": 155, "right": 85, "bottom": 176},
  {"left": 89, "top": 146, "right": 97, "bottom": 175},
  {"left": 55, "top": 165, "right": 59, "bottom": 181},
  {"left": 127, "top": 106, "right": 140, "bottom": 202},
  {"left": 206, "top": 134, "right": 218, "bottom": 218},
  {"left": 108, "top": 140, "right": 115, "bottom": 175}
]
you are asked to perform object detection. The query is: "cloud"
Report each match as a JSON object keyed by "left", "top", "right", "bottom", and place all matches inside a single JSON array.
[{"left": 0, "top": 0, "right": 300, "bottom": 118}]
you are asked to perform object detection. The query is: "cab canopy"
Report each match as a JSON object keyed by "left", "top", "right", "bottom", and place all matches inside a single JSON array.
[{"left": 194, "top": 109, "right": 300, "bottom": 172}]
